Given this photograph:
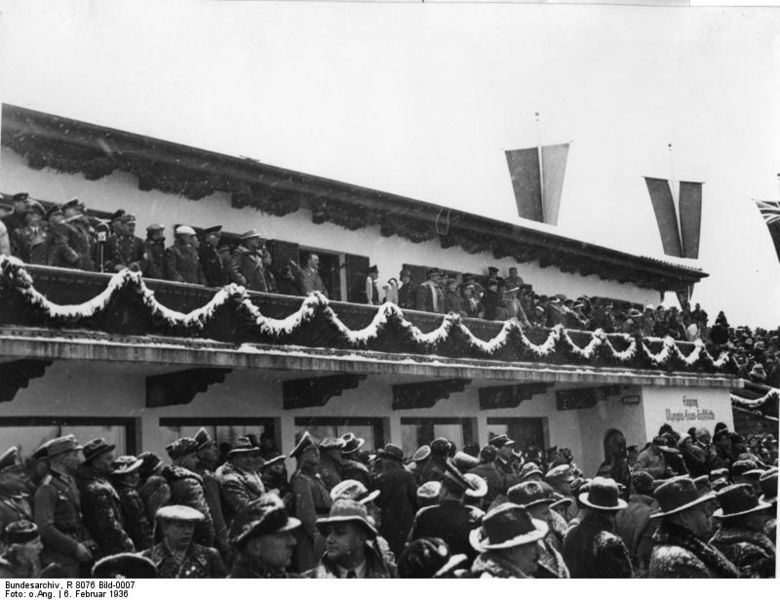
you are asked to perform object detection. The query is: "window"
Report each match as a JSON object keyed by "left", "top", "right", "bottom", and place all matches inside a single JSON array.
[
  {"left": 158, "top": 418, "right": 277, "bottom": 460},
  {"left": 400, "top": 418, "right": 475, "bottom": 457},
  {"left": 486, "top": 417, "right": 547, "bottom": 452},
  {"left": 0, "top": 417, "right": 136, "bottom": 459},
  {"left": 294, "top": 417, "right": 384, "bottom": 451},
  {"left": 299, "top": 248, "right": 342, "bottom": 301}
]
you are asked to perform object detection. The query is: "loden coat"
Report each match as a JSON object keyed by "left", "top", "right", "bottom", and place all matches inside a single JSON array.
[{"left": 648, "top": 521, "right": 740, "bottom": 578}]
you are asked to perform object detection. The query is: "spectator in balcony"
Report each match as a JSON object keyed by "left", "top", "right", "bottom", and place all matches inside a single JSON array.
[
  {"left": 481, "top": 279, "right": 500, "bottom": 321},
  {"left": 233, "top": 230, "right": 270, "bottom": 292},
  {"left": 396, "top": 269, "right": 415, "bottom": 310},
  {"left": 62, "top": 199, "right": 96, "bottom": 271},
  {"left": 104, "top": 214, "right": 144, "bottom": 273},
  {"left": 710, "top": 312, "right": 730, "bottom": 346},
  {"left": 198, "top": 226, "right": 229, "bottom": 287},
  {"left": 504, "top": 266, "right": 524, "bottom": 291},
  {"left": 14, "top": 200, "right": 47, "bottom": 264},
  {"left": 382, "top": 277, "right": 399, "bottom": 305},
  {"left": 461, "top": 280, "right": 483, "bottom": 319},
  {"left": 141, "top": 224, "right": 166, "bottom": 280},
  {"left": 277, "top": 264, "right": 303, "bottom": 296},
  {"left": 47, "top": 222, "right": 83, "bottom": 269},
  {"left": 0, "top": 204, "right": 11, "bottom": 257},
  {"left": 443, "top": 277, "right": 466, "bottom": 316},
  {"left": 360, "top": 265, "right": 380, "bottom": 305},
  {"left": 108, "top": 210, "right": 126, "bottom": 236},
  {"left": 415, "top": 268, "right": 443, "bottom": 313},
  {"left": 165, "top": 225, "right": 206, "bottom": 285},
  {"left": 1, "top": 193, "right": 29, "bottom": 235},
  {"left": 295, "top": 252, "right": 328, "bottom": 297},
  {"left": 262, "top": 250, "right": 278, "bottom": 293}
]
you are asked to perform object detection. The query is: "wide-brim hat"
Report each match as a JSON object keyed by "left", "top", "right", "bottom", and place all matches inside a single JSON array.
[
  {"left": 508, "top": 480, "right": 556, "bottom": 509},
  {"left": 193, "top": 428, "right": 216, "bottom": 451},
  {"left": 241, "top": 229, "right": 263, "bottom": 240},
  {"left": 434, "top": 554, "right": 468, "bottom": 578},
  {"left": 318, "top": 437, "right": 346, "bottom": 451},
  {"left": 713, "top": 483, "right": 772, "bottom": 519},
  {"left": 0, "top": 447, "right": 22, "bottom": 474},
  {"left": 316, "top": 499, "right": 378, "bottom": 538},
  {"left": 289, "top": 431, "right": 315, "bottom": 459},
  {"left": 759, "top": 468, "right": 778, "bottom": 504},
  {"left": 340, "top": 433, "right": 365, "bottom": 455},
  {"left": 463, "top": 473, "right": 488, "bottom": 499},
  {"left": 443, "top": 459, "right": 478, "bottom": 494},
  {"left": 518, "top": 463, "right": 544, "bottom": 482},
  {"left": 469, "top": 503, "right": 548, "bottom": 551},
  {"left": 489, "top": 434, "right": 515, "bottom": 449},
  {"left": 651, "top": 476, "right": 715, "bottom": 519},
  {"left": 260, "top": 454, "right": 286, "bottom": 470},
  {"left": 91, "top": 553, "right": 157, "bottom": 579},
  {"left": 111, "top": 455, "right": 143, "bottom": 476},
  {"left": 579, "top": 476, "right": 628, "bottom": 512},
  {"left": 228, "top": 437, "right": 262, "bottom": 458},
  {"left": 229, "top": 494, "right": 301, "bottom": 546},
  {"left": 412, "top": 445, "right": 432, "bottom": 462},
  {"left": 330, "top": 479, "right": 381, "bottom": 505},
  {"left": 82, "top": 438, "right": 115, "bottom": 464},
  {"left": 166, "top": 437, "right": 200, "bottom": 460},
  {"left": 377, "top": 444, "right": 404, "bottom": 462},
  {"left": 550, "top": 493, "right": 574, "bottom": 509},
  {"left": 137, "top": 452, "right": 163, "bottom": 477},
  {"left": 545, "top": 464, "right": 574, "bottom": 483}
]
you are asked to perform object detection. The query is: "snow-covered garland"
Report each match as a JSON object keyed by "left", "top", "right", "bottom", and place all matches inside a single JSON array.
[
  {"left": 731, "top": 387, "right": 780, "bottom": 409},
  {"left": 0, "top": 256, "right": 734, "bottom": 371}
]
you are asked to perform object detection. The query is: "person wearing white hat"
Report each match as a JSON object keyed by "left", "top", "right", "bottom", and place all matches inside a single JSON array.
[
  {"left": 165, "top": 225, "right": 205, "bottom": 284},
  {"left": 233, "top": 230, "right": 271, "bottom": 292}
]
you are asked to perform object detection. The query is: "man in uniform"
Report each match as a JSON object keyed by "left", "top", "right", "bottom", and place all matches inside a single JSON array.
[
  {"left": 316, "top": 437, "right": 344, "bottom": 491},
  {"left": 76, "top": 438, "right": 135, "bottom": 557},
  {"left": 141, "top": 224, "right": 166, "bottom": 279},
  {"left": 339, "top": 433, "right": 371, "bottom": 488},
  {"left": 15, "top": 200, "right": 48, "bottom": 265},
  {"left": 33, "top": 435, "right": 96, "bottom": 577},
  {"left": 162, "top": 437, "right": 215, "bottom": 547},
  {"left": 217, "top": 437, "right": 266, "bottom": 520},
  {"left": 193, "top": 428, "right": 229, "bottom": 559},
  {"left": 228, "top": 494, "right": 300, "bottom": 578},
  {"left": 141, "top": 505, "right": 226, "bottom": 578},
  {"left": 233, "top": 230, "right": 270, "bottom": 291},
  {"left": 198, "top": 225, "right": 229, "bottom": 287},
  {"left": 415, "top": 268, "right": 443, "bottom": 313},
  {"left": 165, "top": 225, "right": 205, "bottom": 284},
  {"left": 62, "top": 198, "right": 96, "bottom": 271},
  {"left": 0, "top": 447, "right": 33, "bottom": 535},
  {"left": 104, "top": 213, "right": 144, "bottom": 272},
  {"left": 490, "top": 435, "right": 518, "bottom": 483}
]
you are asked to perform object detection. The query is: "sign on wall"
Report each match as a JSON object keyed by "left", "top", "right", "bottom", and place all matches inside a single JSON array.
[{"left": 664, "top": 395, "right": 716, "bottom": 425}]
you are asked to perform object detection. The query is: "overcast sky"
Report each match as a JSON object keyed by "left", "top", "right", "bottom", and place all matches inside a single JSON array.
[{"left": 1, "top": 0, "right": 778, "bottom": 327}]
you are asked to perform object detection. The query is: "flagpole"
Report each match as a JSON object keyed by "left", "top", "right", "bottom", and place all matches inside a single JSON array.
[{"left": 536, "top": 112, "right": 545, "bottom": 222}]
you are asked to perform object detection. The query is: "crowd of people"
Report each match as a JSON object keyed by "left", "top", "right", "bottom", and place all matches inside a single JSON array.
[
  {"left": 0, "top": 421, "right": 776, "bottom": 579},
  {"left": 1, "top": 192, "right": 778, "bottom": 384}
]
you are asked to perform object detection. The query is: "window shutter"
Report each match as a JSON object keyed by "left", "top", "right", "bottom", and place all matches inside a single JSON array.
[
  {"left": 345, "top": 254, "right": 370, "bottom": 303},
  {"left": 402, "top": 263, "right": 430, "bottom": 288}
]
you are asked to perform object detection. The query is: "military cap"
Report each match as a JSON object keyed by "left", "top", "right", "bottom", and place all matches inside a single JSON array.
[
  {"left": 0, "top": 203, "right": 13, "bottom": 215},
  {"left": 316, "top": 498, "right": 378, "bottom": 538},
  {"left": 146, "top": 223, "right": 165, "bottom": 232},
  {"left": 156, "top": 505, "right": 205, "bottom": 523},
  {"left": 340, "top": 433, "right": 365, "bottom": 455},
  {"left": 118, "top": 213, "right": 136, "bottom": 224},
  {"left": 412, "top": 445, "right": 432, "bottom": 462},
  {"left": 109, "top": 209, "right": 126, "bottom": 223},
  {"left": 400, "top": 268, "right": 412, "bottom": 278},
  {"left": 193, "top": 428, "right": 216, "bottom": 451},
  {"left": 430, "top": 438, "right": 451, "bottom": 455},
  {"left": 0, "top": 447, "right": 22, "bottom": 473},
  {"left": 241, "top": 229, "right": 263, "bottom": 240},
  {"left": 12, "top": 192, "right": 29, "bottom": 203},
  {"left": 426, "top": 268, "right": 442, "bottom": 279},
  {"left": 111, "top": 455, "right": 143, "bottom": 476},
  {"left": 24, "top": 200, "right": 45, "bottom": 217},
  {"left": 82, "top": 438, "right": 116, "bottom": 464},
  {"left": 175, "top": 225, "right": 197, "bottom": 236},
  {"left": 228, "top": 494, "right": 300, "bottom": 546},
  {"left": 318, "top": 437, "right": 346, "bottom": 451},
  {"left": 289, "top": 431, "right": 315, "bottom": 459},
  {"left": 137, "top": 452, "right": 163, "bottom": 477},
  {"left": 330, "top": 479, "right": 380, "bottom": 505},
  {"left": 44, "top": 205, "right": 64, "bottom": 221},
  {"left": 62, "top": 198, "right": 84, "bottom": 211},
  {"left": 488, "top": 434, "right": 515, "bottom": 449},
  {"left": 368, "top": 265, "right": 379, "bottom": 274},
  {"left": 91, "top": 553, "right": 157, "bottom": 579},
  {"left": 417, "top": 481, "right": 442, "bottom": 501},
  {"left": 203, "top": 225, "right": 222, "bottom": 236},
  {"left": 376, "top": 444, "right": 404, "bottom": 463},
  {"left": 228, "top": 437, "right": 262, "bottom": 458},
  {"left": 166, "top": 437, "right": 200, "bottom": 460},
  {"left": 487, "top": 266, "right": 499, "bottom": 274},
  {"left": 36, "top": 435, "right": 82, "bottom": 460},
  {"left": 4, "top": 520, "right": 39, "bottom": 545}
]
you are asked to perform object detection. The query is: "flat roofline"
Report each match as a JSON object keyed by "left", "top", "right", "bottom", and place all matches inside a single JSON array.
[{"left": 0, "top": 103, "right": 707, "bottom": 291}]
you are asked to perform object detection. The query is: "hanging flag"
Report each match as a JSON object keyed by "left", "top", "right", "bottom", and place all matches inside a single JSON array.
[
  {"left": 678, "top": 181, "right": 703, "bottom": 259},
  {"left": 644, "top": 177, "right": 683, "bottom": 257},
  {"left": 755, "top": 199, "right": 780, "bottom": 262},
  {"left": 505, "top": 144, "right": 569, "bottom": 225}
]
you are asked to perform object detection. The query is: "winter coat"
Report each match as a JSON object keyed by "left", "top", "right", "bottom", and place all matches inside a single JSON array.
[
  {"left": 340, "top": 458, "right": 372, "bottom": 489},
  {"left": 76, "top": 467, "right": 135, "bottom": 558},
  {"left": 562, "top": 516, "right": 633, "bottom": 578},
  {"left": 141, "top": 542, "right": 226, "bottom": 578},
  {"left": 290, "top": 468, "right": 332, "bottom": 573},
  {"left": 418, "top": 457, "right": 446, "bottom": 484},
  {"left": 162, "top": 465, "right": 215, "bottom": 546},
  {"left": 633, "top": 449, "right": 667, "bottom": 478},
  {"left": 139, "top": 474, "right": 171, "bottom": 523},
  {"left": 396, "top": 283, "right": 415, "bottom": 310},
  {"left": 467, "top": 462, "right": 506, "bottom": 507},
  {"left": 469, "top": 551, "right": 533, "bottom": 578},
  {"left": 67, "top": 219, "right": 96, "bottom": 271},
  {"left": 709, "top": 525, "right": 776, "bottom": 578},
  {"left": 376, "top": 461, "right": 418, "bottom": 560},
  {"left": 547, "top": 509, "right": 570, "bottom": 552},
  {"left": 443, "top": 289, "right": 466, "bottom": 316},
  {"left": 299, "top": 266, "right": 327, "bottom": 296},
  {"left": 682, "top": 444, "right": 709, "bottom": 477},
  {"left": 216, "top": 461, "right": 265, "bottom": 519},
  {"left": 104, "top": 234, "right": 144, "bottom": 272},
  {"left": 165, "top": 242, "right": 205, "bottom": 284},
  {"left": 648, "top": 521, "right": 740, "bottom": 578},
  {"left": 197, "top": 468, "right": 229, "bottom": 557},
  {"left": 614, "top": 493, "right": 659, "bottom": 575},
  {"left": 228, "top": 556, "right": 297, "bottom": 579},
  {"left": 114, "top": 483, "right": 154, "bottom": 551},
  {"left": 15, "top": 224, "right": 48, "bottom": 264},
  {"left": 304, "top": 542, "right": 394, "bottom": 578},
  {"left": 410, "top": 501, "right": 482, "bottom": 565},
  {"left": 539, "top": 538, "right": 570, "bottom": 578},
  {"left": 415, "top": 281, "right": 443, "bottom": 313},
  {"left": 141, "top": 239, "right": 166, "bottom": 279},
  {"left": 315, "top": 454, "right": 343, "bottom": 492},
  {"left": 233, "top": 246, "right": 269, "bottom": 291},
  {"left": 199, "top": 243, "right": 229, "bottom": 287}
]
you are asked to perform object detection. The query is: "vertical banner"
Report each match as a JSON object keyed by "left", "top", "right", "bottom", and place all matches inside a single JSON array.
[
  {"left": 505, "top": 147, "right": 543, "bottom": 222},
  {"left": 540, "top": 143, "right": 569, "bottom": 226},
  {"left": 678, "top": 181, "right": 703, "bottom": 259},
  {"left": 755, "top": 199, "right": 780, "bottom": 262},
  {"left": 644, "top": 177, "right": 683, "bottom": 257}
]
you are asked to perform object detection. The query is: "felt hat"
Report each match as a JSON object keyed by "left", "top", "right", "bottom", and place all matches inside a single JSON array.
[
  {"left": 478, "top": 445, "right": 497, "bottom": 463},
  {"left": 111, "top": 455, "right": 143, "bottom": 476},
  {"left": 489, "top": 434, "right": 515, "bottom": 449},
  {"left": 713, "top": 483, "right": 772, "bottom": 519},
  {"left": 35, "top": 435, "right": 82, "bottom": 460},
  {"left": 759, "top": 468, "right": 777, "bottom": 504},
  {"left": 137, "top": 452, "right": 163, "bottom": 477},
  {"left": 508, "top": 480, "right": 556, "bottom": 509},
  {"left": 340, "top": 433, "right": 365, "bottom": 455},
  {"left": 229, "top": 494, "right": 300, "bottom": 546},
  {"left": 289, "top": 431, "right": 315, "bottom": 459},
  {"left": 545, "top": 464, "right": 574, "bottom": 483},
  {"left": 453, "top": 451, "right": 479, "bottom": 472},
  {"left": 398, "top": 538, "right": 468, "bottom": 579},
  {"left": 630, "top": 471, "right": 655, "bottom": 496},
  {"left": 0, "top": 447, "right": 22, "bottom": 474},
  {"left": 91, "top": 553, "right": 157, "bottom": 579},
  {"left": 412, "top": 445, "right": 432, "bottom": 462},
  {"left": 3, "top": 520, "right": 39, "bottom": 545},
  {"left": 442, "top": 460, "right": 478, "bottom": 494},
  {"left": 193, "top": 428, "right": 216, "bottom": 451},
  {"left": 316, "top": 498, "right": 378, "bottom": 538},
  {"left": 228, "top": 437, "right": 262, "bottom": 458},
  {"left": 318, "top": 437, "right": 346, "bottom": 451},
  {"left": 146, "top": 223, "right": 165, "bottom": 232},
  {"left": 377, "top": 444, "right": 404, "bottom": 462},
  {"left": 469, "top": 503, "right": 548, "bottom": 552},
  {"left": 692, "top": 475, "right": 712, "bottom": 498},
  {"left": 711, "top": 477, "right": 730, "bottom": 492},
  {"left": 709, "top": 468, "right": 729, "bottom": 481},
  {"left": 174, "top": 225, "right": 197, "bottom": 236},
  {"left": 651, "top": 476, "right": 715, "bottom": 519},
  {"left": 463, "top": 473, "right": 488, "bottom": 499},
  {"left": 156, "top": 505, "right": 205, "bottom": 523},
  {"left": 550, "top": 492, "right": 574, "bottom": 510},
  {"left": 518, "top": 462, "right": 544, "bottom": 482},
  {"left": 165, "top": 437, "right": 200, "bottom": 460},
  {"left": 81, "top": 439, "right": 116, "bottom": 465},
  {"left": 730, "top": 459, "right": 762, "bottom": 480},
  {"left": 579, "top": 477, "right": 628, "bottom": 512},
  {"left": 430, "top": 438, "right": 451, "bottom": 455},
  {"left": 330, "top": 479, "right": 380, "bottom": 505},
  {"left": 417, "top": 481, "right": 442, "bottom": 502},
  {"left": 241, "top": 229, "right": 263, "bottom": 240}
]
